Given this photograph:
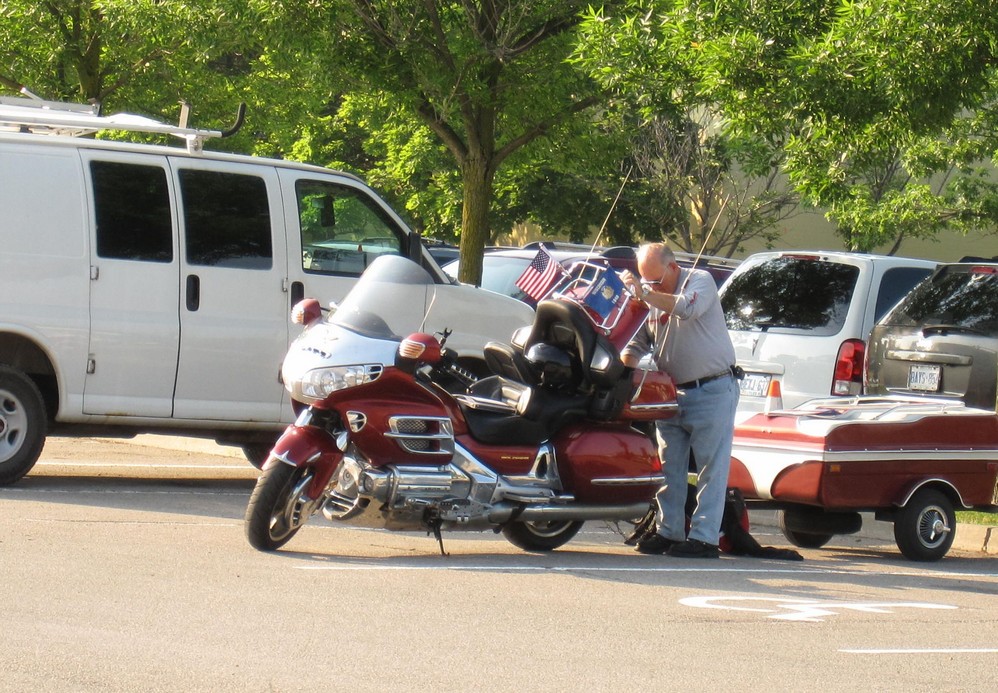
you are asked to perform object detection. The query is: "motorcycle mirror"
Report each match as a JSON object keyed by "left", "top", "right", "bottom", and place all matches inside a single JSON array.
[
  {"left": 291, "top": 298, "right": 323, "bottom": 325},
  {"left": 398, "top": 332, "right": 442, "bottom": 364}
]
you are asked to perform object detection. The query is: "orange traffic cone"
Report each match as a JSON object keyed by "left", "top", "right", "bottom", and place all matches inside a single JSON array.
[{"left": 764, "top": 379, "right": 783, "bottom": 415}]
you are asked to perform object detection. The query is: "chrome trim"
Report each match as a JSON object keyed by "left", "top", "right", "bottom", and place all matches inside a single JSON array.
[
  {"left": 384, "top": 415, "right": 455, "bottom": 455},
  {"left": 590, "top": 474, "right": 665, "bottom": 486},
  {"left": 898, "top": 478, "right": 969, "bottom": 510},
  {"left": 630, "top": 403, "right": 679, "bottom": 412},
  {"left": 733, "top": 441, "right": 998, "bottom": 463},
  {"left": 346, "top": 411, "right": 367, "bottom": 432}
]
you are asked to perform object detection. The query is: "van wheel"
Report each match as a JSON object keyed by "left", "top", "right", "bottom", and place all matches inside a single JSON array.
[
  {"left": 893, "top": 489, "right": 955, "bottom": 562},
  {"left": 0, "top": 366, "right": 47, "bottom": 485},
  {"left": 241, "top": 443, "right": 273, "bottom": 470}
]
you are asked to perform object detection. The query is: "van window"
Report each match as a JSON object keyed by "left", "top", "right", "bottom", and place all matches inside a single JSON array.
[
  {"left": 874, "top": 266, "right": 933, "bottom": 321},
  {"left": 881, "top": 266, "right": 998, "bottom": 333},
  {"left": 179, "top": 169, "right": 272, "bottom": 269},
  {"left": 296, "top": 180, "right": 401, "bottom": 276},
  {"left": 91, "top": 161, "right": 172, "bottom": 262},
  {"left": 721, "top": 256, "right": 859, "bottom": 336}
]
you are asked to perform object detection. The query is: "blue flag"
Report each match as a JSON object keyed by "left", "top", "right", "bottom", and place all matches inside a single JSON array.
[{"left": 583, "top": 268, "right": 627, "bottom": 321}]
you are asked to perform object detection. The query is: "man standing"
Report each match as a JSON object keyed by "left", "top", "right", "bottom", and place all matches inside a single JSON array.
[{"left": 620, "top": 242, "right": 739, "bottom": 558}]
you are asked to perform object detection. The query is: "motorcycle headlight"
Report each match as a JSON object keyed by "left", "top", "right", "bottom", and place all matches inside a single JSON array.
[{"left": 300, "top": 365, "right": 383, "bottom": 399}]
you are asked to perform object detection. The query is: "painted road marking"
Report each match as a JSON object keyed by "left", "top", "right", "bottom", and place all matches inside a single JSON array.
[
  {"left": 292, "top": 564, "right": 998, "bottom": 580},
  {"left": 841, "top": 648, "right": 998, "bottom": 654},
  {"left": 679, "top": 596, "right": 958, "bottom": 622},
  {"left": 35, "top": 461, "right": 249, "bottom": 470}
]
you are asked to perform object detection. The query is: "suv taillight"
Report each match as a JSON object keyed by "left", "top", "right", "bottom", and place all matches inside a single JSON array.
[{"left": 833, "top": 339, "right": 865, "bottom": 395}]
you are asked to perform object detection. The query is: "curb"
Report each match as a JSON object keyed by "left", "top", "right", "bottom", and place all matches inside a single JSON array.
[
  {"left": 954, "top": 523, "right": 997, "bottom": 555},
  {"left": 122, "top": 434, "right": 245, "bottom": 458}
]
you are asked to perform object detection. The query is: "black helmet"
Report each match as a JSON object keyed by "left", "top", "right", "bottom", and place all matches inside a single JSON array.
[{"left": 525, "top": 343, "right": 576, "bottom": 388}]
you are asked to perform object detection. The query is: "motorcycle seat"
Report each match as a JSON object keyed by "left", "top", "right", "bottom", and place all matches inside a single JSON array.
[
  {"left": 457, "top": 376, "right": 590, "bottom": 446},
  {"left": 483, "top": 340, "right": 535, "bottom": 385}
]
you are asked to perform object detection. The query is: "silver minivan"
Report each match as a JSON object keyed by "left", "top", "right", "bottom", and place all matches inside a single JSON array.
[{"left": 719, "top": 251, "right": 936, "bottom": 419}]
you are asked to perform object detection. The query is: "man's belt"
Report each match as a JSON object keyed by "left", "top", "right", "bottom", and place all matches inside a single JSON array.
[{"left": 676, "top": 367, "right": 735, "bottom": 390}]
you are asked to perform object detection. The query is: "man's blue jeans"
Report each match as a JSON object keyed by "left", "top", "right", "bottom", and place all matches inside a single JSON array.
[{"left": 653, "top": 373, "right": 739, "bottom": 545}]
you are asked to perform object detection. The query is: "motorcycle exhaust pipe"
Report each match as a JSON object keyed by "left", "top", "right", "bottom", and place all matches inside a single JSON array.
[{"left": 488, "top": 502, "right": 650, "bottom": 524}]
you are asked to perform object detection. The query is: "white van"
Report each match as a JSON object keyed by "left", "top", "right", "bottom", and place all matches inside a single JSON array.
[{"left": 0, "top": 97, "right": 533, "bottom": 483}]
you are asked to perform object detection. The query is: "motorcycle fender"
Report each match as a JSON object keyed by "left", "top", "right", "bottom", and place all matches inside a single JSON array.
[{"left": 266, "top": 425, "right": 344, "bottom": 498}]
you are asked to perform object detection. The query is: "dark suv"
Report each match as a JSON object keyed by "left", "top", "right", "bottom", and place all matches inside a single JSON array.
[{"left": 865, "top": 262, "right": 998, "bottom": 410}]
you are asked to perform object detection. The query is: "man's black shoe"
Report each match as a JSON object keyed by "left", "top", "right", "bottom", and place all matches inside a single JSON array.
[
  {"left": 636, "top": 533, "right": 677, "bottom": 555},
  {"left": 667, "top": 539, "right": 719, "bottom": 559}
]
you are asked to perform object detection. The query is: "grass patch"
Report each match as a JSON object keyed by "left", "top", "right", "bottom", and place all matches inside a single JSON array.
[{"left": 956, "top": 510, "right": 998, "bottom": 525}]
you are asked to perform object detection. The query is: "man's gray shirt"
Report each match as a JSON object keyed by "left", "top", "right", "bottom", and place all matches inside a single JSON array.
[{"left": 621, "top": 267, "right": 736, "bottom": 384}]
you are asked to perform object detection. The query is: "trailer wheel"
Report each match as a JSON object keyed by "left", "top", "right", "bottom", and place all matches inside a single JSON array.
[
  {"left": 777, "top": 510, "right": 833, "bottom": 549},
  {"left": 893, "top": 489, "right": 955, "bottom": 562}
]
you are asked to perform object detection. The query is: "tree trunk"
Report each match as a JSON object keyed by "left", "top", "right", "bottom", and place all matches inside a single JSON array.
[{"left": 457, "top": 154, "right": 493, "bottom": 285}]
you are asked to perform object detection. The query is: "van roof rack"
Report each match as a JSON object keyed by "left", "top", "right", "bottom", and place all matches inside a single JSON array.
[{"left": 0, "top": 95, "right": 245, "bottom": 153}]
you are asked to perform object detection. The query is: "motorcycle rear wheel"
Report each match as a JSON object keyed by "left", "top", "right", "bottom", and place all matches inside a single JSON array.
[
  {"left": 501, "top": 520, "right": 584, "bottom": 551},
  {"left": 245, "top": 463, "right": 314, "bottom": 551}
]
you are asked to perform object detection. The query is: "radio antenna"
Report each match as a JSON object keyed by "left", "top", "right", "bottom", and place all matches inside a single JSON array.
[{"left": 586, "top": 166, "right": 633, "bottom": 261}]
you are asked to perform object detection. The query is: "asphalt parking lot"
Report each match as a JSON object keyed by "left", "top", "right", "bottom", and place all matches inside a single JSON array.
[{"left": 2, "top": 435, "right": 995, "bottom": 692}]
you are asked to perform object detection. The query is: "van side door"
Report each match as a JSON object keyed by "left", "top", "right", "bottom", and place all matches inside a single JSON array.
[
  {"left": 170, "top": 159, "right": 288, "bottom": 422},
  {"left": 81, "top": 152, "right": 180, "bottom": 417},
  {"left": 277, "top": 171, "right": 415, "bottom": 421}
]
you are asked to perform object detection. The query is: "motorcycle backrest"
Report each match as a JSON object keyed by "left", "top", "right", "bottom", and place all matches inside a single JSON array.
[{"left": 525, "top": 298, "right": 624, "bottom": 390}]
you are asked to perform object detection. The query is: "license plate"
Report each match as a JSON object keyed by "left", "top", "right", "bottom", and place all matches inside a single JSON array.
[
  {"left": 740, "top": 373, "right": 771, "bottom": 398},
  {"left": 908, "top": 364, "right": 941, "bottom": 392}
]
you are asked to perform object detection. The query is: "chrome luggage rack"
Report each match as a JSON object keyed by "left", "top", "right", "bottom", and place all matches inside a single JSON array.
[{"left": 550, "top": 262, "right": 632, "bottom": 333}]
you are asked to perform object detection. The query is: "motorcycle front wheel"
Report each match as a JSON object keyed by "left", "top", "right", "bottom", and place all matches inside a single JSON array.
[
  {"left": 245, "top": 463, "right": 315, "bottom": 551},
  {"left": 501, "top": 520, "right": 584, "bottom": 551}
]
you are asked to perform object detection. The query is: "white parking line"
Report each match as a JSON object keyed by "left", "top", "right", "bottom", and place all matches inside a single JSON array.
[
  {"left": 295, "top": 565, "right": 821, "bottom": 573},
  {"left": 34, "top": 461, "right": 249, "bottom": 470},
  {"left": 681, "top": 595, "right": 958, "bottom": 622},
  {"left": 840, "top": 648, "right": 998, "bottom": 654}
]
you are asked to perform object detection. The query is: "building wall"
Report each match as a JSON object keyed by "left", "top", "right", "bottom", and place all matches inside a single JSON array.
[{"left": 741, "top": 208, "right": 997, "bottom": 263}]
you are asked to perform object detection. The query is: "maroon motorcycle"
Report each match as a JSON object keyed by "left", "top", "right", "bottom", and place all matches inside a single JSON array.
[{"left": 244, "top": 254, "right": 677, "bottom": 553}]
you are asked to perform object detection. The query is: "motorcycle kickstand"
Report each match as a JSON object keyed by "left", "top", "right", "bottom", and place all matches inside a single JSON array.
[{"left": 426, "top": 516, "right": 448, "bottom": 556}]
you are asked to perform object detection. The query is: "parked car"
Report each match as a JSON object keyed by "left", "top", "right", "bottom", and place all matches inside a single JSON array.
[
  {"left": 719, "top": 251, "right": 937, "bottom": 419},
  {"left": 423, "top": 238, "right": 460, "bottom": 265},
  {"left": 0, "top": 96, "right": 533, "bottom": 483},
  {"left": 443, "top": 244, "right": 739, "bottom": 306},
  {"left": 865, "top": 261, "right": 998, "bottom": 410}
]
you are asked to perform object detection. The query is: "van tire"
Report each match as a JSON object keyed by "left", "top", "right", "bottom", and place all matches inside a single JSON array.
[
  {"left": 241, "top": 443, "right": 272, "bottom": 470},
  {"left": 0, "top": 366, "right": 47, "bottom": 485}
]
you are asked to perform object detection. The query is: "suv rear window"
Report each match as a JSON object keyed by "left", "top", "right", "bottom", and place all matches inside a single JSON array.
[
  {"left": 721, "top": 256, "right": 859, "bottom": 336},
  {"left": 880, "top": 265, "right": 998, "bottom": 333}
]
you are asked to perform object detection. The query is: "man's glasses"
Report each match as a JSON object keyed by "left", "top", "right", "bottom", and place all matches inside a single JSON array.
[{"left": 640, "top": 267, "right": 670, "bottom": 288}]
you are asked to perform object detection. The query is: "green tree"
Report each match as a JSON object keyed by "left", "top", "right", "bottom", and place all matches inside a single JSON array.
[
  {"left": 0, "top": 1, "right": 265, "bottom": 144},
  {"left": 272, "top": 1, "right": 618, "bottom": 283},
  {"left": 577, "top": 0, "right": 998, "bottom": 253},
  {"left": 573, "top": 2, "right": 798, "bottom": 256}
]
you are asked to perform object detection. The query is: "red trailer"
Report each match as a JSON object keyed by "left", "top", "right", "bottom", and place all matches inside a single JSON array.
[{"left": 729, "top": 396, "right": 998, "bottom": 561}]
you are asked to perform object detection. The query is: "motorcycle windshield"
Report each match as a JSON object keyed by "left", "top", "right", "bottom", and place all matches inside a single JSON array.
[{"left": 327, "top": 255, "right": 434, "bottom": 340}]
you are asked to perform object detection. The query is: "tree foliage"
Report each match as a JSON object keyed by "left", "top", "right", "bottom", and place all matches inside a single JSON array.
[
  {"left": 5, "top": 0, "right": 998, "bottom": 262},
  {"left": 577, "top": 0, "right": 998, "bottom": 253},
  {"left": 266, "top": 1, "right": 618, "bottom": 282}
]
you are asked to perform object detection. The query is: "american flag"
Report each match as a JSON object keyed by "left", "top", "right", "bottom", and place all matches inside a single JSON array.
[{"left": 515, "top": 248, "right": 568, "bottom": 301}]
